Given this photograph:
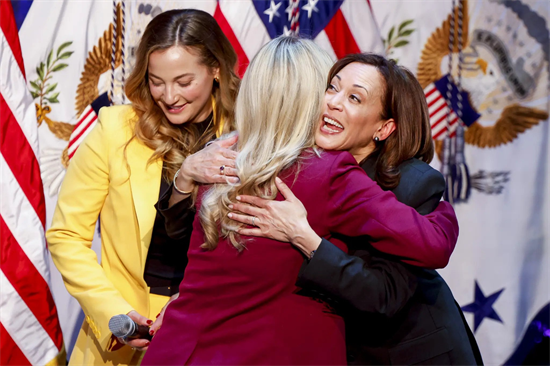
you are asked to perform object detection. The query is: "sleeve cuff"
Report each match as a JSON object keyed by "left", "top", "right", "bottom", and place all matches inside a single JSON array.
[
  {"left": 296, "top": 238, "right": 344, "bottom": 289},
  {"left": 155, "top": 183, "right": 193, "bottom": 218}
]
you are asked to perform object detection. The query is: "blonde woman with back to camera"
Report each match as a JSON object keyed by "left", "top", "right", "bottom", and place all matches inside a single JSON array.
[
  {"left": 46, "top": 9, "right": 240, "bottom": 366},
  {"left": 141, "top": 36, "right": 458, "bottom": 365}
]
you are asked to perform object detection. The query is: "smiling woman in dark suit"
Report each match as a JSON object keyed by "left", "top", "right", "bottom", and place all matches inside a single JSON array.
[{"left": 230, "top": 54, "right": 483, "bottom": 365}]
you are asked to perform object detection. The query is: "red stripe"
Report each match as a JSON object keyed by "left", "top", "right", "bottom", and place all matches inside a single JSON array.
[
  {"left": 0, "top": 322, "right": 31, "bottom": 366},
  {"left": 68, "top": 113, "right": 97, "bottom": 150},
  {"left": 69, "top": 107, "right": 94, "bottom": 139},
  {"left": 432, "top": 114, "right": 446, "bottom": 129},
  {"left": 432, "top": 112, "right": 457, "bottom": 128},
  {"left": 214, "top": 4, "right": 249, "bottom": 77},
  {"left": 432, "top": 128, "right": 447, "bottom": 140},
  {"left": 0, "top": 95, "right": 46, "bottom": 228},
  {"left": 324, "top": 9, "right": 360, "bottom": 59},
  {"left": 432, "top": 117, "right": 458, "bottom": 139},
  {"left": 0, "top": 216, "right": 64, "bottom": 349},
  {"left": 0, "top": 1, "right": 26, "bottom": 79},
  {"left": 427, "top": 95, "right": 443, "bottom": 108},
  {"left": 429, "top": 101, "right": 447, "bottom": 118},
  {"left": 424, "top": 85, "right": 437, "bottom": 98}
]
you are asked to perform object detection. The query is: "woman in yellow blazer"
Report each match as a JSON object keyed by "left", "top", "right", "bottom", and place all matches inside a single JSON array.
[{"left": 46, "top": 9, "right": 240, "bottom": 366}]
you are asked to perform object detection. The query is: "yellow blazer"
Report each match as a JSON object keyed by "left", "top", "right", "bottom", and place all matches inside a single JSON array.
[{"left": 47, "top": 105, "right": 172, "bottom": 365}]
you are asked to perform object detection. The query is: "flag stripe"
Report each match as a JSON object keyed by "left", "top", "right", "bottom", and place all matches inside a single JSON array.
[
  {"left": 314, "top": 31, "right": 338, "bottom": 60},
  {"left": 214, "top": 3, "right": 249, "bottom": 77},
  {"left": 0, "top": 2, "right": 25, "bottom": 78},
  {"left": 323, "top": 9, "right": 360, "bottom": 59},
  {"left": 68, "top": 106, "right": 93, "bottom": 145},
  {"left": 0, "top": 95, "right": 45, "bottom": 228},
  {"left": 0, "top": 270, "right": 59, "bottom": 365},
  {"left": 220, "top": 0, "right": 271, "bottom": 63},
  {"left": 67, "top": 114, "right": 97, "bottom": 152},
  {"left": 68, "top": 120, "right": 97, "bottom": 159},
  {"left": 0, "top": 155, "right": 49, "bottom": 281},
  {"left": 0, "top": 29, "right": 39, "bottom": 158},
  {"left": 0, "top": 216, "right": 63, "bottom": 349},
  {"left": 0, "top": 323, "right": 31, "bottom": 366},
  {"left": 340, "top": 0, "right": 384, "bottom": 54}
]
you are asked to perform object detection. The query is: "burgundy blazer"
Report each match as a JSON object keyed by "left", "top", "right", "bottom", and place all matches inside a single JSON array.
[{"left": 142, "top": 150, "right": 458, "bottom": 365}]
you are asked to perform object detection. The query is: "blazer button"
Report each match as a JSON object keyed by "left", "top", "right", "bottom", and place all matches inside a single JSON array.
[{"left": 347, "top": 352, "right": 356, "bottom": 363}]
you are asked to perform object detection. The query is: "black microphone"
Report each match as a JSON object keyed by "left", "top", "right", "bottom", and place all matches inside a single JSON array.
[{"left": 108, "top": 314, "right": 153, "bottom": 340}]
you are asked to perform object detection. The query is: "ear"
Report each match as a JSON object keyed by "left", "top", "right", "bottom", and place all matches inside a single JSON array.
[
  {"left": 212, "top": 66, "right": 220, "bottom": 80},
  {"left": 377, "top": 118, "right": 396, "bottom": 141}
]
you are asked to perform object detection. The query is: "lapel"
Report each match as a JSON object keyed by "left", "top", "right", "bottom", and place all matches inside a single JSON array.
[{"left": 125, "top": 137, "right": 163, "bottom": 268}]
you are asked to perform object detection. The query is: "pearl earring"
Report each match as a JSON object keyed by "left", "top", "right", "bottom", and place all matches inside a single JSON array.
[{"left": 374, "top": 136, "right": 380, "bottom": 142}]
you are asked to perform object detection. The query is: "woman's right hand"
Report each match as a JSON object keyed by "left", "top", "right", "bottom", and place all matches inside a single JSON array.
[{"left": 228, "top": 177, "right": 322, "bottom": 257}]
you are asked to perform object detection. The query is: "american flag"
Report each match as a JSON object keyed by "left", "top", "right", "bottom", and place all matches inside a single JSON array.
[
  {"left": 214, "top": 0, "right": 383, "bottom": 75},
  {"left": 424, "top": 74, "right": 480, "bottom": 140},
  {"left": 0, "top": 1, "right": 64, "bottom": 365}
]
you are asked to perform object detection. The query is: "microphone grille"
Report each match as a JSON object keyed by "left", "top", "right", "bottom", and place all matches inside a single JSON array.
[{"left": 108, "top": 314, "right": 135, "bottom": 338}]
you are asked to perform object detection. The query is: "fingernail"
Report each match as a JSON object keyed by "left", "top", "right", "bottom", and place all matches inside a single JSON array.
[
  {"left": 156, "top": 313, "right": 160, "bottom": 318},
  {"left": 236, "top": 196, "right": 241, "bottom": 201},
  {"left": 228, "top": 213, "right": 233, "bottom": 218},
  {"left": 228, "top": 204, "right": 234, "bottom": 209},
  {"left": 145, "top": 341, "right": 150, "bottom": 346},
  {"left": 149, "top": 329, "right": 155, "bottom": 335},
  {"left": 146, "top": 320, "right": 153, "bottom": 325}
]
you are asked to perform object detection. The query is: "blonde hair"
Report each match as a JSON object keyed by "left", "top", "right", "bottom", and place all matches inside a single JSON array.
[
  {"left": 199, "top": 36, "right": 333, "bottom": 251},
  {"left": 125, "top": 9, "right": 240, "bottom": 181}
]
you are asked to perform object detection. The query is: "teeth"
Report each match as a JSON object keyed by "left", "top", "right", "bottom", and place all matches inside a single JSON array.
[{"left": 323, "top": 117, "right": 343, "bottom": 129}]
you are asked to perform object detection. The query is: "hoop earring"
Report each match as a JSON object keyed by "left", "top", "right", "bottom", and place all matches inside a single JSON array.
[
  {"left": 374, "top": 136, "right": 380, "bottom": 142},
  {"left": 214, "top": 76, "right": 219, "bottom": 83}
]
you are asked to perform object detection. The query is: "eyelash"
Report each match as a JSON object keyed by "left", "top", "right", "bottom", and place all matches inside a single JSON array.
[
  {"left": 328, "top": 84, "right": 361, "bottom": 103},
  {"left": 149, "top": 81, "right": 191, "bottom": 87}
]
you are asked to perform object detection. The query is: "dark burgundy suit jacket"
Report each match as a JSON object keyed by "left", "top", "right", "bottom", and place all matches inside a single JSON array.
[{"left": 296, "top": 157, "right": 483, "bottom": 365}]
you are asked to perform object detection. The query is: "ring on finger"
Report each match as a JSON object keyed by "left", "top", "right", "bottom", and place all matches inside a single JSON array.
[
  {"left": 251, "top": 216, "right": 257, "bottom": 226},
  {"left": 220, "top": 165, "right": 226, "bottom": 175}
]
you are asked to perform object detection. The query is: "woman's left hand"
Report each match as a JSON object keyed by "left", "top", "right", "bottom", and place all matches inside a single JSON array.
[
  {"left": 228, "top": 177, "right": 321, "bottom": 256},
  {"left": 149, "top": 292, "right": 179, "bottom": 337}
]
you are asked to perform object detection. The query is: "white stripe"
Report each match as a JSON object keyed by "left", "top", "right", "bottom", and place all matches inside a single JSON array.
[
  {"left": 68, "top": 114, "right": 97, "bottom": 156},
  {"left": 428, "top": 99, "right": 447, "bottom": 119},
  {"left": 0, "top": 154, "right": 49, "bottom": 282},
  {"left": 433, "top": 118, "right": 459, "bottom": 140},
  {"left": 423, "top": 84, "right": 436, "bottom": 94},
  {"left": 69, "top": 105, "right": 94, "bottom": 141},
  {"left": 220, "top": 0, "right": 271, "bottom": 61},
  {"left": 0, "top": 29, "right": 39, "bottom": 158},
  {"left": 425, "top": 89, "right": 441, "bottom": 105},
  {"left": 314, "top": 31, "right": 338, "bottom": 61},
  {"left": 430, "top": 101, "right": 450, "bottom": 122},
  {"left": 431, "top": 121, "right": 447, "bottom": 136},
  {"left": 341, "top": 0, "right": 385, "bottom": 54},
  {"left": 0, "top": 270, "right": 59, "bottom": 365},
  {"left": 68, "top": 120, "right": 98, "bottom": 156}
]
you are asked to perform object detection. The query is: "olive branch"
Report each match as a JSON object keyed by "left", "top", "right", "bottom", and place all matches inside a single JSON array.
[
  {"left": 382, "top": 19, "right": 415, "bottom": 61},
  {"left": 29, "top": 41, "right": 73, "bottom": 106}
]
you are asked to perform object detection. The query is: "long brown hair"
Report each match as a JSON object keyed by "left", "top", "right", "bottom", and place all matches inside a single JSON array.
[
  {"left": 327, "top": 53, "right": 434, "bottom": 190},
  {"left": 125, "top": 9, "right": 240, "bottom": 180}
]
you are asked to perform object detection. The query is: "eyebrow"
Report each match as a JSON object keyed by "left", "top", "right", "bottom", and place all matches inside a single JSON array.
[
  {"left": 334, "top": 74, "right": 368, "bottom": 94},
  {"left": 148, "top": 72, "right": 194, "bottom": 80}
]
